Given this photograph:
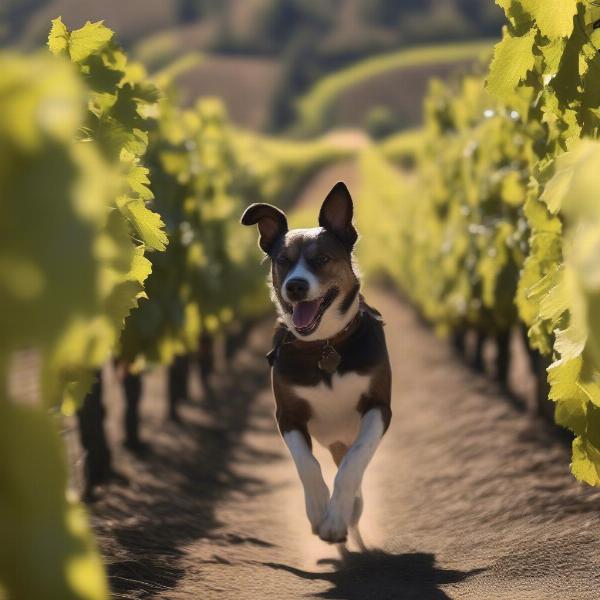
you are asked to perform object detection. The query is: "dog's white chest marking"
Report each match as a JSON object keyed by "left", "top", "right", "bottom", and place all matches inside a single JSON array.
[{"left": 292, "top": 372, "right": 371, "bottom": 448}]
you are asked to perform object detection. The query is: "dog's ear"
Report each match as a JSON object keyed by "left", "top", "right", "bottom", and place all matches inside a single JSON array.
[
  {"left": 319, "top": 182, "right": 358, "bottom": 249},
  {"left": 241, "top": 203, "right": 288, "bottom": 254}
]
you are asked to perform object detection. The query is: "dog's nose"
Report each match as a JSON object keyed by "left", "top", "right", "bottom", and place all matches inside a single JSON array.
[{"left": 286, "top": 278, "right": 309, "bottom": 301}]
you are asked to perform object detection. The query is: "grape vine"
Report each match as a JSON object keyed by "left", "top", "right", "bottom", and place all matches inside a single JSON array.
[
  {"left": 359, "top": 0, "right": 600, "bottom": 486},
  {"left": 1, "top": 17, "right": 349, "bottom": 598}
]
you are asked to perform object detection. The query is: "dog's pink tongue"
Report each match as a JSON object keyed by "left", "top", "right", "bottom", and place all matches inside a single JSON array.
[{"left": 292, "top": 299, "right": 321, "bottom": 330}]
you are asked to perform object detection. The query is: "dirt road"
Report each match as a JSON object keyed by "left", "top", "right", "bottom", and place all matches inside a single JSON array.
[{"left": 88, "top": 289, "right": 600, "bottom": 600}]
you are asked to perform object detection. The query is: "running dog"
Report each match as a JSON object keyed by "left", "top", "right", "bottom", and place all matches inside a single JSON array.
[{"left": 241, "top": 182, "right": 391, "bottom": 543}]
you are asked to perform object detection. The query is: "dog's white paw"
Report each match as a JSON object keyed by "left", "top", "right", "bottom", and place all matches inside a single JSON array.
[
  {"left": 318, "top": 503, "right": 351, "bottom": 543},
  {"left": 305, "top": 480, "right": 330, "bottom": 534}
]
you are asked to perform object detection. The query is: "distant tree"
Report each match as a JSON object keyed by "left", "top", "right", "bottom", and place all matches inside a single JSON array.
[
  {"left": 365, "top": 106, "right": 400, "bottom": 140},
  {"left": 257, "top": 0, "right": 332, "bottom": 52},
  {"left": 1, "top": 0, "right": 52, "bottom": 44},
  {"left": 267, "top": 30, "right": 321, "bottom": 131},
  {"left": 176, "top": 0, "right": 223, "bottom": 24},
  {"left": 456, "top": 0, "right": 503, "bottom": 35},
  {"left": 177, "top": 0, "right": 202, "bottom": 23},
  {"left": 359, "top": 0, "right": 426, "bottom": 26}
]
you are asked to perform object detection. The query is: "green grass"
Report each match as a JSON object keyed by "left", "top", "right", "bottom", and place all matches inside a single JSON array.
[{"left": 294, "top": 40, "right": 494, "bottom": 137}]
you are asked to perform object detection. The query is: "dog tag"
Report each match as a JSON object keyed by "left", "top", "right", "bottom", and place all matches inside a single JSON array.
[{"left": 318, "top": 343, "right": 341, "bottom": 374}]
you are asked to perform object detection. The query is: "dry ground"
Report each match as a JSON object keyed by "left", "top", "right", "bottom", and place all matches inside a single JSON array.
[{"left": 85, "top": 289, "right": 600, "bottom": 600}]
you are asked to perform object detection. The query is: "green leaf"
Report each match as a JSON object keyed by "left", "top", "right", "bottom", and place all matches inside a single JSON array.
[
  {"left": 540, "top": 163, "right": 573, "bottom": 214},
  {"left": 47, "top": 17, "right": 69, "bottom": 55},
  {"left": 487, "top": 28, "right": 537, "bottom": 100},
  {"left": 555, "top": 395, "right": 587, "bottom": 435},
  {"left": 555, "top": 323, "right": 587, "bottom": 361},
  {"left": 521, "top": 0, "right": 577, "bottom": 39},
  {"left": 578, "top": 377, "right": 600, "bottom": 409},
  {"left": 68, "top": 21, "right": 113, "bottom": 63},
  {"left": 500, "top": 171, "right": 525, "bottom": 206},
  {"left": 126, "top": 165, "right": 154, "bottom": 201},
  {"left": 548, "top": 356, "right": 584, "bottom": 402},
  {"left": 119, "top": 197, "right": 168, "bottom": 251},
  {"left": 572, "top": 436, "right": 600, "bottom": 486},
  {"left": 539, "top": 37, "right": 566, "bottom": 76},
  {"left": 0, "top": 401, "right": 108, "bottom": 599},
  {"left": 538, "top": 268, "right": 569, "bottom": 322}
]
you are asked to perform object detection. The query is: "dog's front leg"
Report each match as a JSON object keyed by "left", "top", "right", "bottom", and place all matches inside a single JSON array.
[
  {"left": 318, "top": 409, "right": 384, "bottom": 543},
  {"left": 283, "top": 430, "right": 330, "bottom": 533}
]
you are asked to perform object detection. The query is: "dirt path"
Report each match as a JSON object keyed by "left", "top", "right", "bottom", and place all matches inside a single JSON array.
[{"left": 89, "top": 289, "right": 600, "bottom": 600}]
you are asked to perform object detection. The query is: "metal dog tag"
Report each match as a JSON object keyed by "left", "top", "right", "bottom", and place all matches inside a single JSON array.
[{"left": 318, "top": 343, "right": 341, "bottom": 374}]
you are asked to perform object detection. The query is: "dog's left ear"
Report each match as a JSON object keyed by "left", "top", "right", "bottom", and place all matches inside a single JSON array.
[
  {"left": 319, "top": 182, "right": 358, "bottom": 250},
  {"left": 241, "top": 203, "right": 288, "bottom": 255}
]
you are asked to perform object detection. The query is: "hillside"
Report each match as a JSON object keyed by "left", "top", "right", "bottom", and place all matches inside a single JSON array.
[
  {"left": 3, "top": 0, "right": 502, "bottom": 133},
  {"left": 168, "top": 56, "right": 280, "bottom": 130},
  {"left": 293, "top": 41, "right": 492, "bottom": 136}
]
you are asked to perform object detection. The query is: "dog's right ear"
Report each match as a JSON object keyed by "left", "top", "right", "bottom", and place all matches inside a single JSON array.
[{"left": 241, "top": 203, "right": 288, "bottom": 255}]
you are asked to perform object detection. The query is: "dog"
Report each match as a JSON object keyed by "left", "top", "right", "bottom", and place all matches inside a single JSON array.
[{"left": 241, "top": 182, "right": 391, "bottom": 544}]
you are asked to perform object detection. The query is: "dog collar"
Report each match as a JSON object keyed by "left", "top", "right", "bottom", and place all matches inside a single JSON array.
[{"left": 266, "top": 298, "right": 380, "bottom": 373}]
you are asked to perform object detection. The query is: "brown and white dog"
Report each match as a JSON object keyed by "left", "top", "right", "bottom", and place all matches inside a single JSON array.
[{"left": 241, "top": 182, "right": 391, "bottom": 544}]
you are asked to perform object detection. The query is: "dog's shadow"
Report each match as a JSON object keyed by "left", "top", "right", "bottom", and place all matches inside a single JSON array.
[{"left": 261, "top": 546, "right": 484, "bottom": 600}]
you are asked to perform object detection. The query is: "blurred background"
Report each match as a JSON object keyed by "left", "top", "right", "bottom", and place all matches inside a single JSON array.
[{"left": 1, "top": 0, "right": 502, "bottom": 134}]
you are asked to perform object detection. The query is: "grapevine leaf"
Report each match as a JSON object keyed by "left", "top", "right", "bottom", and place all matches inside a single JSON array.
[
  {"left": 126, "top": 165, "right": 154, "bottom": 201},
  {"left": 495, "top": 0, "right": 532, "bottom": 30},
  {"left": 0, "top": 401, "right": 108, "bottom": 599},
  {"left": 68, "top": 21, "right": 114, "bottom": 63},
  {"left": 551, "top": 21, "right": 588, "bottom": 108},
  {"left": 539, "top": 37, "right": 566, "bottom": 77},
  {"left": 47, "top": 17, "right": 69, "bottom": 55},
  {"left": 555, "top": 395, "right": 587, "bottom": 434},
  {"left": 538, "top": 269, "right": 569, "bottom": 322},
  {"left": 500, "top": 171, "right": 524, "bottom": 206},
  {"left": 487, "top": 28, "right": 537, "bottom": 100},
  {"left": 578, "top": 377, "right": 600, "bottom": 408},
  {"left": 540, "top": 165, "right": 573, "bottom": 214},
  {"left": 520, "top": 0, "right": 577, "bottom": 39},
  {"left": 119, "top": 197, "right": 168, "bottom": 251},
  {"left": 548, "top": 356, "right": 583, "bottom": 402},
  {"left": 572, "top": 436, "right": 600, "bottom": 486},
  {"left": 555, "top": 322, "right": 587, "bottom": 362}
]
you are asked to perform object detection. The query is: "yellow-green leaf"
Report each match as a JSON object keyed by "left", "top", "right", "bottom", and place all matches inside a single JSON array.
[
  {"left": 68, "top": 21, "right": 113, "bottom": 63},
  {"left": 487, "top": 28, "right": 537, "bottom": 100},
  {"left": 521, "top": 0, "right": 578, "bottom": 39},
  {"left": 47, "top": 17, "right": 69, "bottom": 55}
]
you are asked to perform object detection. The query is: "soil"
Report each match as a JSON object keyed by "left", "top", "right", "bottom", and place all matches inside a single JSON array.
[{"left": 84, "top": 289, "right": 600, "bottom": 600}]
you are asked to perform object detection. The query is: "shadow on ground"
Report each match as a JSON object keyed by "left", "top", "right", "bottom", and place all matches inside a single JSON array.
[
  {"left": 89, "top": 324, "right": 281, "bottom": 599},
  {"left": 262, "top": 548, "right": 484, "bottom": 600}
]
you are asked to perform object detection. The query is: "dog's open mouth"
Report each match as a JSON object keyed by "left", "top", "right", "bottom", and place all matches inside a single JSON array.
[{"left": 292, "top": 288, "right": 338, "bottom": 335}]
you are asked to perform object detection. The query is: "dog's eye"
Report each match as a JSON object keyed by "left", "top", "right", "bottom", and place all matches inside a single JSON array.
[
  {"left": 276, "top": 255, "right": 290, "bottom": 266},
  {"left": 314, "top": 254, "right": 330, "bottom": 265}
]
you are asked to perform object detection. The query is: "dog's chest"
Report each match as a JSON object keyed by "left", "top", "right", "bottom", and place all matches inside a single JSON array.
[{"left": 292, "top": 372, "right": 371, "bottom": 448}]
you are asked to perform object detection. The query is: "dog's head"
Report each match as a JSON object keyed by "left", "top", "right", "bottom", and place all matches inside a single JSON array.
[{"left": 241, "top": 182, "right": 360, "bottom": 341}]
